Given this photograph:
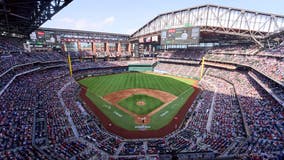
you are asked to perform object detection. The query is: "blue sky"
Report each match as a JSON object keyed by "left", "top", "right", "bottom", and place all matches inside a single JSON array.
[{"left": 42, "top": 0, "right": 284, "bottom": 35}]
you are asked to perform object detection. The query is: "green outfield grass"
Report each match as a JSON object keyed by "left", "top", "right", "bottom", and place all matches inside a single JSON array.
[
  {"left": 79, "top": 72, "right": 196, "bottom": 131},
  {"left": 118, "top": 94, "right": 164, "bottom": 115}
]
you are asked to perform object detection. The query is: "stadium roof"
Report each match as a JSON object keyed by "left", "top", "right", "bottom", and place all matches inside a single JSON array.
[
  {"left": 131, "top": 4, "right": 284, "bottom": 45},
  {"left": 0, "top": 0, "right": 73, "bottom": 37},
  {"left": 38, "top": 27, "right": 130, "bottom": 37}
]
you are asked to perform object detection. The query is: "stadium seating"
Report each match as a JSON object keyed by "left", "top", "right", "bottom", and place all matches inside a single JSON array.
[
  {"left": 0, "top": 39, "right": 283, "bottom": 159},
  {"left": 0, "top": 36, "right": 24, "bottom": 53},
  {"left": 205, "top": 51, "right": 284, "bottom": 84},
  {"left": 157, "top": 48, "right": 206, "bottom": 60},
  {"left": 154, "top": 62, "right": 201, "bottom": 78}
]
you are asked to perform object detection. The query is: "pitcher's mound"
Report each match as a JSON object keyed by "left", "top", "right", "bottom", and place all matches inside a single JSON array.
[{"left": 136, "top": 101, "right": 146, "bottom": 106}]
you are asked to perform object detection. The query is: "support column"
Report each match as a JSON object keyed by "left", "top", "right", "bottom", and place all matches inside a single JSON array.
[
  {"left": 62, "top": 42, "right": 67, "bottom": 52},
  {"left": 105, "top": 42, "right": 110, "bottom": 55},
  {"left": 92, "top": 42, "right": 96, "bottom": 54},
  {"left": 117, "top": 42, "right": 121, "bottom": 55},
  {"left": 77, "top": 41, "right": 81, "bottom": 52},
  {"left": 128, "top": 43, "right": 131, "bottom": 53}
]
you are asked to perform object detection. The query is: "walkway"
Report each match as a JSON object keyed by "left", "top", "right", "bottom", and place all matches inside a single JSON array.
[
  {"left": 206, "top": 83, "right": 217, "bottom": 132},
  {"left": 58, "top": 81, "right": 79, "bottom": 137}
]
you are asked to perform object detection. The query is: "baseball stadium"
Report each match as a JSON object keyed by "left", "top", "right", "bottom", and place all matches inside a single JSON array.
[{"left": 0, "top": 0, "right": 284, "bottom": 160}]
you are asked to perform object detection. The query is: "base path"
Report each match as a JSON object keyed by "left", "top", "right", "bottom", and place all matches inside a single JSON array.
[
  {"left": 103, "top": 88, "right": 177, "bottom": 124},
  {"left": 103, "top": 88, "right": 176, "bottom": 103}
]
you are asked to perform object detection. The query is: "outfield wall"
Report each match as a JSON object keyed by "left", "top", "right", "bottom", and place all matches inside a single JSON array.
[
  {"left": 128, "top": 64, "right": 153, "bottom": 72},
  {"left": 73, "top": 66, "right": 128, "bottom": 80}
]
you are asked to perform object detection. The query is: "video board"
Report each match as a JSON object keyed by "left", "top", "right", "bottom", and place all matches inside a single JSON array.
[
  {"left": 29, "top": 31, "right": 61, "bottom": 47},
  {"left": 161, "top": 27, "right": 200, "bottom": 45}
]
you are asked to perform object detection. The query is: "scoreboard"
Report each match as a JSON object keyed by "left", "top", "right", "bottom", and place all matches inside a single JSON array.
[{"left": 161, "top": 27, "right": 200, "bottom": 45}]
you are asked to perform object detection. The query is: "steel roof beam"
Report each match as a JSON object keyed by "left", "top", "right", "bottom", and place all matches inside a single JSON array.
[{"left": 131, "top": 4, "right": 284, "bottom": 44}]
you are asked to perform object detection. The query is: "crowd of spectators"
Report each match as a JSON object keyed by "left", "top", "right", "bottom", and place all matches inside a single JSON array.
[
  {"left": 154, "top": 62, "right": 201, "bottom": 78},
  {"left": 1, "top": 61, "right": 283, "bottom": 159},
  {"left": 236, "top": 137, "right": 284, "bottom": 159},
  {"left": 157, "top": 48, "right": 206, "bottom": 60},
  {"left": 147, "top": 139, "right": 171, "bottom": 154},
  {"left": 72, "top": 59, "right": 156, "bottom": 70},
  {"left": 61, "top": 80, "right": 99, "bottom": 136},
  {"left": 119, "top": 141, "right": 145, "bottom": 155},
  {"left": 202, "top": 134, "right": 231, "bottom": 153},
  {"left": 0, "top": 63, "right": 54, "bottom": 91},
  {"left": 0, "top": 67, "right": 71, "bottom": 150},
  {"left": 203, "top": 68, "right": 284, "bottom": 159},
  {"left": 72, "top": 61, "right": 128, "bottom": 71},
  {"left": 68, "top": 51, "right": 131, "bottom": 59},
  {"left": 127, "top": 59, "right": 158, "bottom": 65},
  {"left": 208, "top": 45, "right": 259, "bottom": 55},
  {"left": 248, "top": 70, "right": 284, "bottom": 104},
  {"left": 0, "top": 38, "right": 283, "bottom": 159},
  {"left": 204, "top": 61, "right": 237, "bottom": 70},
  {"left": 40, "top": 139, "right": 107, "bottom": 160},
  {"left": 0, "top": 36, "right": 24, "bottom": 53},
  {"left": 205, "top": 76, "right": 246, "bottom": 138},
  {"left": 187, "top": 80, "right": 213, "bottom": 134},
  {"left": 167, "top": 133, "right": 199, "bottom": 153},
  {"left": 158, "top": 58, "right": 200, "bottom": 65},
  {"left": 205, "top": 51, "right": 284, "bottom": 84},
  {"left": 258, "top": 45, "right": 284, "bottom": 57},
  {"left": 183, "top": 74, "right": 244, "bottom": 155},
  {"left": 0, "top": 52, "right": 66, "bottom": 75},
  {"left": 41, "top": 140, "right": 88, "bottom": 159},
  {"left": 0, "top": 146, "right": 48, "bottom": 160},
  {"left": 0, "top": 66, "right": 113, "bottom": 159},
  {"left": 207, "top": 68, "right": 283, "bottom": 138}
]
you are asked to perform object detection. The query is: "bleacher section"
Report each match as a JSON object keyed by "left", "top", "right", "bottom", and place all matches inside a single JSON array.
[{"left": 0, "top": 37, "right": 283, "bottom": 159}]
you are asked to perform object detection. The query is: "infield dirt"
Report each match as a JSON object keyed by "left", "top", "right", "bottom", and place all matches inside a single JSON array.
[{"left": 103, "top": 88, "right": 177, "bottom": 124}]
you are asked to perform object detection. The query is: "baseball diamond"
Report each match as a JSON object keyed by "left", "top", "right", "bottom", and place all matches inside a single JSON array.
[
  {"left": 0, "top": 0, "right": 284, "bottom": 160},
  {"left": 117, "top": 94, "right": 164, "bottom": 114},
  {"left": 79, "top": 72, "right": 197, "bottom": 133},
  {"left": 1, "top": 1, "right": 284, "bottom": 159}
]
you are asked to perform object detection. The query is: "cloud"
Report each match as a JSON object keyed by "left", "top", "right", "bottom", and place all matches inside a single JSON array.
[
  {"left": 103, "top": 16, "right": 115, "bottom": 25},
  {"left": 60, "top": 17, "right": 74, "bottom": 23},
  {"left": 43, "top": 16, "right": 115, "bottom": 31},
  {"left": 60, "top": 18, "right": 97, "bottom": 30},
  {"left": 125, "top": 28, "right": 137, "bottom": 34}
]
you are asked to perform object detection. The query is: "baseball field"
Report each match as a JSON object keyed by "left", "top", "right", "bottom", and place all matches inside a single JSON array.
[{"left": 79, "top": 72, "right": 197, "bottom": 131}]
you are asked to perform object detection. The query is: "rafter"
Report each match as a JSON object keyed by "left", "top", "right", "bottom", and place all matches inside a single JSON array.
[
  {"left": 131, "top": 4, "right": 284, "bottom": 41},
  {"left": 0, "top": 0, "right": 73, "bottom": 37}
]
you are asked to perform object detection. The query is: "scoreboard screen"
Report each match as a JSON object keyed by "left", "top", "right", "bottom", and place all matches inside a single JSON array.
[{"left": 161, "top": 27, "right": 200, "bottom": 45}]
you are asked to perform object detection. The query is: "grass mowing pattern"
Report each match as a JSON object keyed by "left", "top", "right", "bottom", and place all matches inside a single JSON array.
[
  {"left": 79, "top": 72, "right": 195, "bottom": 130},
  {"left": 85, "top": 91, "right": 134, "bottom": 129},
  {"left": 118, "top": 94, "right": 164, "bottom": 115},
  {"left": 148, "top": 88, "right": 194, "bottom": 129},
  {"left": 145, "top": 72, "right": 197, "bottom": 86},
  {"left": 79, "top": 72, "right": 191, "bottom": 96}
]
